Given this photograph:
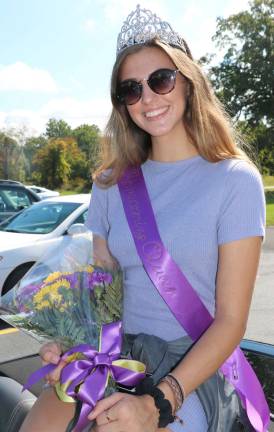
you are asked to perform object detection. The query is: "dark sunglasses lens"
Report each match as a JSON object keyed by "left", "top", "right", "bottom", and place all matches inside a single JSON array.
[
  {"left": 149, "top": 69, "right": 176, "bottom": 94},
  {"left": 117, "top": 81, "right": 141, "bottom": 105}
]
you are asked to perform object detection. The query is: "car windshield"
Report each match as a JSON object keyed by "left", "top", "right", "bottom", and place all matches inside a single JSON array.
[{"left": 0, "top": 202, "right": 80, "bottom": 234}]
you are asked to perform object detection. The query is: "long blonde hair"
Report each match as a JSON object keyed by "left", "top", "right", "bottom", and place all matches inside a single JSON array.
[{"left": 94, "top": 39, "right": 250, "bottom": 186}]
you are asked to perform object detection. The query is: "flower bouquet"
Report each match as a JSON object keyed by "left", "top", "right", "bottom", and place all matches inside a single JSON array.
[{"left": 0, "top": 229, "right": 145, "bottom": 431}]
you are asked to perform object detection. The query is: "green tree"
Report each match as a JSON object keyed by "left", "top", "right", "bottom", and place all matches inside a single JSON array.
[
  {"left": 33, "top": 139, "right": 71, "bottom": 188},
  {"left": 45, "top": 118, "right": 72, "bottom": 139},
  {"left": 60, "top": 137, "right": 87, "bottom": 180},
  {"left": 0, "top": 132, "right": 19, "bottom": 179},
  {"left": 204, "top": 0, "right": 274, "bottom": 172},
  {"left": 72, "top": 124, "right": 100, "bottom": 175},
  {"left": 209, "top": 0, "right": 273, "bottom": 124},
  {"left": 24, "top": 135, "right": 48, "bottom": 180}
]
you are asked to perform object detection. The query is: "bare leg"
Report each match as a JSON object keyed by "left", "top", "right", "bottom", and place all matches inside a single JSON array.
[{"left": 19, "top": 387, "right": 76, "bottom": 432}]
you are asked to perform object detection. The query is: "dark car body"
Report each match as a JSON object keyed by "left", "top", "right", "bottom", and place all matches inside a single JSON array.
[{"left": 0, "top": 180, "right": 40, "bottom": 223}]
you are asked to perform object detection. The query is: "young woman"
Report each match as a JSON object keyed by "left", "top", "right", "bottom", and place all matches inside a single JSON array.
[{"left": 20, "top": 5, "right": 266, "bottom": 432}]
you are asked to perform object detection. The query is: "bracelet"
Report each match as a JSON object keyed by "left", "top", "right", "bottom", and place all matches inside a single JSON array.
[
  {"left": 159, "top": 374, "right": 185, "bottom": 412},
  {"left": 135, "top": 377, "right": 175, "bottom": 428}
]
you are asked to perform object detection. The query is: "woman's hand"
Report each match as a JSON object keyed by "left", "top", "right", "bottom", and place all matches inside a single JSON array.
[
  {"left": 89, "top": 392, "right": 159, "bottom": 432},
  {"left": 93, "top": 235, "right": 119, "bottom": 270},
  {"left": 39, "top": 342, "right": 67, "bottom": 386}
]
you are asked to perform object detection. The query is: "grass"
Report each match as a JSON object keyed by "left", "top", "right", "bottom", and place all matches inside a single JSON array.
[
  {"left": 58, "top": 190, "right": 79, "bottom": 196},
  {"left": 263, "top": 175, "right": 274, "bottom": 188},
  {"left": 266, "top": 191, "right": 274, "bottom": 226}
]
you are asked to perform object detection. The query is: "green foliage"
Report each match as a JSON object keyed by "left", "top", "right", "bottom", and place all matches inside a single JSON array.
[
  {"left": 204, "top": 0, "right": 274, "bottom": 174},
  {"left": 93, "top": 271, "right": 123, "bottom": 327},
  {"left": 22, "top": 120, "right": 102, "bottom": 188},
  {"left": 72, "top": 124, "right": 100, "bottom": 157},
  {"left": 263, "top": 175, "right": 274, "bottom": 187},
  {"left": 72, "top": 124, "right": 101, "bottom": 178},
  {"left": 266, "top": 191, "right": 274, "bottom": 225},
  {"left": 45, "top": 118, "right": 72, "bottom": 139},
  {"left": 210, "top": 0, "right": 273, "bottom": 124},
  {"left": 236, "top": 120, "right": 274, "bottom": 174},
  {"left": 24, "top": 135, "right": 47, "bottom": 180},
  {"left": 33, "top": 139, "right": 71, "bottom": 189},
  {"left": 0, "top": 132, "right": 19, "bottom": 179}
]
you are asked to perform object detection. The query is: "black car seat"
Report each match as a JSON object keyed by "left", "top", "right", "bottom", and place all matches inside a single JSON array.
[{"left": 0, "top": 376, "right": 36, "bottom": 432}]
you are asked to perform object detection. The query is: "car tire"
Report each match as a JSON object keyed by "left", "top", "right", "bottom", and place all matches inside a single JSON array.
[{"left": 2, "top": 263, "right": 35, "bottom": 295}]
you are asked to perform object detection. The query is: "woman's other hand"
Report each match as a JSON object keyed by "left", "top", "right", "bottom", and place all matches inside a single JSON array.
[
  {"left": 89, "top": 392, "right": 159, "bottom": 432},
  {"left": 39, "top": 342, "right": 66, "bottom": 386},
  {"left": 93, "top": 235, "right": 119, "bottom": 270}
]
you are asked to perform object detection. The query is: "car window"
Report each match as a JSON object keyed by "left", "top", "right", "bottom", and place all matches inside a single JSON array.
[
  {"left": 0, "top": 196, "right": 7, "bottom": 211},
  {"left": 5, "top": 189, "right": 32, "bottom": 209},
  {"left": 73, "top": 209, "right": 88, "bottom": 224},
  {"left": 0, "top": 186, "right": 37, "bottom": 211},
  {"left": 0, "top": 202, "right": 80, "bottom": 234},
  {"left": 0, "top": 190, "right": 18, "bottom": 211}
]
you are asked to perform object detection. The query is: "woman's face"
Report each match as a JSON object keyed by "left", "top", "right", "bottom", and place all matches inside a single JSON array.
[{"left": 118, "top": 46, "right": 188, "bottom": 140}]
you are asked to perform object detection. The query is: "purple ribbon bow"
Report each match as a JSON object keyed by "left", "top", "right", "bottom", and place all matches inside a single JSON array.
[{"left": 23, "top": 321, "right": 145, "bottom": 431}]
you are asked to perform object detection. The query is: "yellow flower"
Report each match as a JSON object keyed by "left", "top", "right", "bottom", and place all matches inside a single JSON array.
[
  {"left": 33, "top": 286, "right": 51, "bottom": 305},
  {"left": 33, "top": 278, "right": 72, "bottom": 309},
  {"left": 36, "top": 299, "right": 51, "bottom": 310},
  {"left": 43, "top": 271, "right": 62, "bottom": 284},
  {"left": 43, "top": 271, "right": 72, "bottom": 284},
  {"left": 54, "top": 278, "right": 71, "bottom": 290},
  {"left": 82, "top": 265, "right": 94, "bottom": 273}
]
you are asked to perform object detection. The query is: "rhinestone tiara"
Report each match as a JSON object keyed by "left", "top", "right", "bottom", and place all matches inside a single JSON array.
[{"left": 116, "top": 4, "right": 187, "bottom": 56}]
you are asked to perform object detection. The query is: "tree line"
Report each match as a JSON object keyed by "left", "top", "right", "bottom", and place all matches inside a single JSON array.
[
  {"left": 0, "top": 120, "right": 100, "bottom": 191},
  {"left": 0, "top": 0, "right": 273, "bottom": 190}
]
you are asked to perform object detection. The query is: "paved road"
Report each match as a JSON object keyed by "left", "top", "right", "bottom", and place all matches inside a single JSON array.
[{"left": 245, "top": 243, "right": 274, "bottom": 344}]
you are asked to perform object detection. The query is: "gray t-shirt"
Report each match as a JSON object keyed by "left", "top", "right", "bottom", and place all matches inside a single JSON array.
[{"left": 86, "top": 156, "right": 265, "bottom": 341}]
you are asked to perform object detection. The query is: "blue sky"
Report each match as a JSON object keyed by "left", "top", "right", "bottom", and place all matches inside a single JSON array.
[{"left": 0, "top": 0, "right": 250, "bottom": 136}]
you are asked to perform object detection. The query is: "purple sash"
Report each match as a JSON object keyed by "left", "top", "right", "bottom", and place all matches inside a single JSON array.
[{"left": 118, "top": 165, "right": 270, "bottom": 432}]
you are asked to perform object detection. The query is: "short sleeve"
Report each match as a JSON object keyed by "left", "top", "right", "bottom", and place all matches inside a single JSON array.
[
  {"left": 84, "top": 182, "right": 109, "bottom": 240},
  {"left": 217, "top": 161, "right": 266, "bottom": 245}
]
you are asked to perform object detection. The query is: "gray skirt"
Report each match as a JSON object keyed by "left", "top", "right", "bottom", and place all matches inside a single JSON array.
[{"left": 122, "top": 333, "right": 254, "bottom": 432}]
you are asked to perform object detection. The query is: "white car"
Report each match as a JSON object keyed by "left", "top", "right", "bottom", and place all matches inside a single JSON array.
[
  {"left": 27, "top": 185, "right": 60, "bottom": 200},
  {"left": 0, "top": 194, "right": 91, "bottom": 295}
]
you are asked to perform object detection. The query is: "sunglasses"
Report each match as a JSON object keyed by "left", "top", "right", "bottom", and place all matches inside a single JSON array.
[{"left": 116, "top": 68, "right": 180, "bottom": 105}]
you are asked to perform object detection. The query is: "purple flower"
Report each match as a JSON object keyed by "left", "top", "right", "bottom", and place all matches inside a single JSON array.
[
  {"left": 88, "top": 270, "right": 113, "bottom": 288},
  {"left": 63, "top": 273, "right": 79, "bottom": 288},
  {"left": 19, "top": 283, "right": 41, "bottom": 297},
  {"left": 16, "top": 283, "right": 41, "bottom": 311}
]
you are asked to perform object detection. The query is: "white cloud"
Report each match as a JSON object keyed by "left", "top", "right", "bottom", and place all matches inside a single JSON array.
[
  {"left": 83, "top": 18, "right": 96, "bottom": 32},
  {"left": 223, "top": 0, "right": 250, "bottom": 16},
  {"left": 0, "top": 62, "right": 59, "bottom": 93},
  {"left": 0, "top": 97, "right": 112, "bottom": 135},
  {"left": 172, "top": 5, "right": 217, "bottom": 59},
  {"left": 171, "top": 0, "right": 252, "bottom": 60}
]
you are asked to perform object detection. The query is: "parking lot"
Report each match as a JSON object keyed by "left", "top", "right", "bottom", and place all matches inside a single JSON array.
[{"left": 245, "top": 229, "right": 274, "bottom": 344}]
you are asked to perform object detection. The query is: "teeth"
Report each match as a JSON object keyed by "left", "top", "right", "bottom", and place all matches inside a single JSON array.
[{"left": 145, "top": 107, "right": 168, "bottom": 118}]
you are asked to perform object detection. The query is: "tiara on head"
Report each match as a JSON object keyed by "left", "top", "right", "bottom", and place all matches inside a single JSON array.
[{"left": 116, "top": 4, "right": 187, "bottom": 56}]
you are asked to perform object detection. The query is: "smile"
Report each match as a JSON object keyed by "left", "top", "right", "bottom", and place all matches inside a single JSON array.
[{"left": 144, "top": 106, "right": 169, "bottom": 119}]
